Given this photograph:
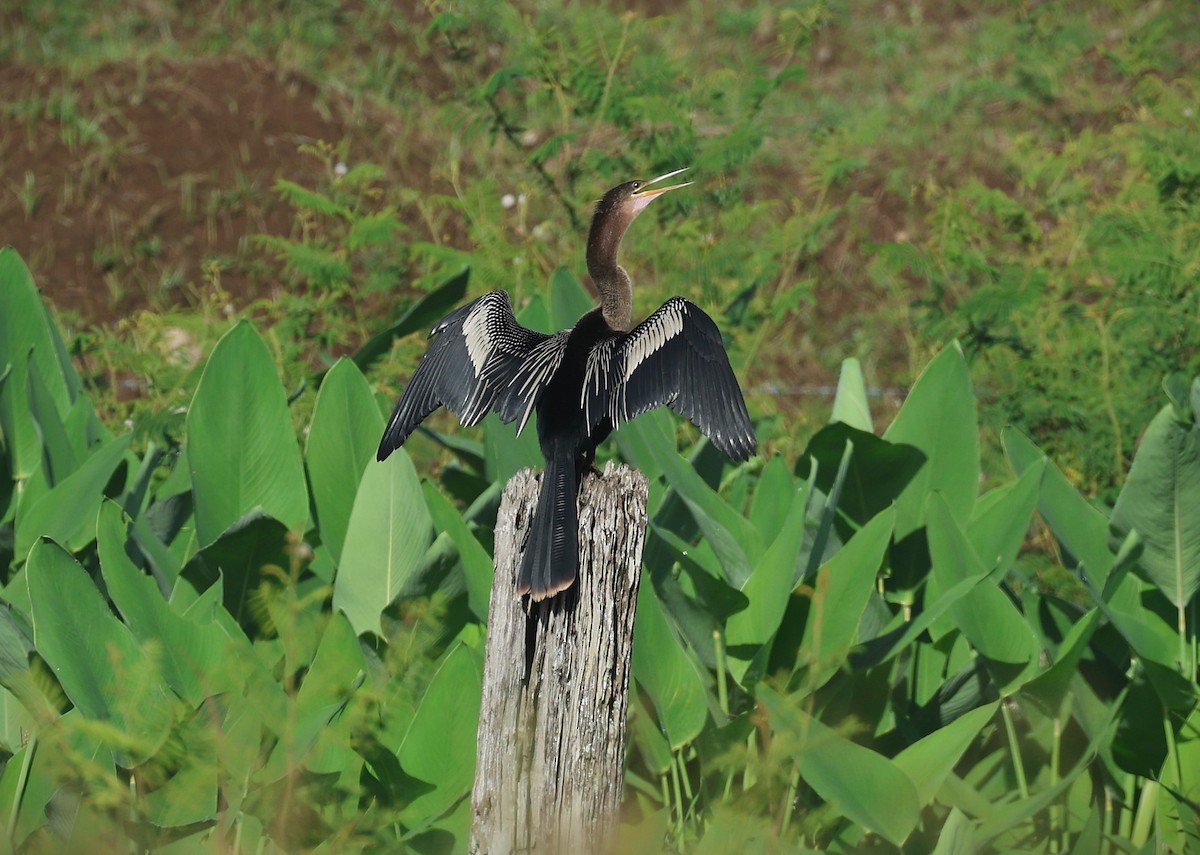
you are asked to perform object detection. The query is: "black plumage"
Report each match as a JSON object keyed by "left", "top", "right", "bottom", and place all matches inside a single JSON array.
[{"left": 378, "top": 170, "right": 756, "bottom": 600}]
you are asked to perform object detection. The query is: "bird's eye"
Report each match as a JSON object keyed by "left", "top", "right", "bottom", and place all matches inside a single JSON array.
[{"left": 631, "top": 181, "right": 641, "bottom": 190}]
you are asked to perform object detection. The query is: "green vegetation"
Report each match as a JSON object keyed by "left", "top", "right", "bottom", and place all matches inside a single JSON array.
[
  {"left": 2, "top": 0, "right": 1200, "bottom": 851},
  {"left": 3, "top": 249, "right": 1199, "bottom": 852}
]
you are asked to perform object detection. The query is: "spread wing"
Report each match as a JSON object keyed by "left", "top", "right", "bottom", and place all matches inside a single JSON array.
[
  {"left": 586, "top": 297, "right": 756, "bottom": 461},
  {"left": 377, "top": 290, "right": 566, "bottom": 460}
]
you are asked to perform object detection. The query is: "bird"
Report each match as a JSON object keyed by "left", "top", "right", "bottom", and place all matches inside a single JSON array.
[{"left": 377, "top": 168, "right": 756, "bottom": 600}]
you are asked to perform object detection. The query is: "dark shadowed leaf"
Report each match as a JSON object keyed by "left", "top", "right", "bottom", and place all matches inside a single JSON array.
[{"left": 797, "top": 422, "right": 926, "bottom": 530}]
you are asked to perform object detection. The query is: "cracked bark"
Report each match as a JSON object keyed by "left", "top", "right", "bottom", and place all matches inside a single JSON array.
[{"left": 470, "top": 462, "right": 648, "bottom": 855}]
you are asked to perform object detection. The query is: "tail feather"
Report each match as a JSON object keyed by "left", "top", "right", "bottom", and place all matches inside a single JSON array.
[{"left": 517, "top": 454, "right": 579, "bottom": 600}]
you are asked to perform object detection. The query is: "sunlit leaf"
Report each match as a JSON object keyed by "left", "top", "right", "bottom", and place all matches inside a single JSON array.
[
  {"left": 336, "top": 450, "right": 432, "bottom": 636},
  {"left": 306, "top": 358, "right": 383, "bottom": 565},
  {"left": 187, "top": 321, "right": 308, "bottom": 546}
]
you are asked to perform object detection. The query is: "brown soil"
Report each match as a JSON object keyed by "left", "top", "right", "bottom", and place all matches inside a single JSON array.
[{"left": 0, "top": 56, "right": 384, "bottom": 323}]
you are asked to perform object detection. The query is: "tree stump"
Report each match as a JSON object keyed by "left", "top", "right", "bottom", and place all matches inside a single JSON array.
[{"left": 470, "top": 462, "right": 649, "bottom": 855}]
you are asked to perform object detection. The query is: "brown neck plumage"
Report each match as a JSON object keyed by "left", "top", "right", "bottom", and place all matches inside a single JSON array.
[{"left": 586, "top": 204, "right": 635, "bottom": 332}]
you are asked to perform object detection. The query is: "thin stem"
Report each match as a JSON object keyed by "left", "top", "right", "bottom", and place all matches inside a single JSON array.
[
  {"left": 713, "top": 629, "right": 729, "bottom": 717},
  {"left": 779, "top": 760, "right": 801, "bottom": 838},
  {"left": 1000, "top": 700, "right": 1030, "bottom": 800}
]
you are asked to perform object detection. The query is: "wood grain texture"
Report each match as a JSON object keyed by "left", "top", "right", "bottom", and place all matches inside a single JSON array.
[{"left": 470, "top": 462, "right": 648, "bottom": 855}]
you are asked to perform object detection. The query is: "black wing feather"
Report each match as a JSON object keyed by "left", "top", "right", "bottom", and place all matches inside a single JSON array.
[
  {"left": 598, "top": 297, "right": 756, "bottom": 461},
  {"left": 377, "top": 291, "right": 555, "bottom": 460}
]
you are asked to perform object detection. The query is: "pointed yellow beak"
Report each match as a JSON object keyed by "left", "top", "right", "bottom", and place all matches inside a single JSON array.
[{"left": 630, "top": 167, "right": 691, "bottom": 213}]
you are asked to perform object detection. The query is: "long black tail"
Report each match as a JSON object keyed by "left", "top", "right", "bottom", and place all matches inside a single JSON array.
[{"left": 517, "top": 451, "right": 579, "bottom": 600}]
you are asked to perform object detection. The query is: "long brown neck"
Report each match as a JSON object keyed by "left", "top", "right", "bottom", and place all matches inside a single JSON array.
[{"left": 587, "top": 206, "right": 635, "bottom": 331}]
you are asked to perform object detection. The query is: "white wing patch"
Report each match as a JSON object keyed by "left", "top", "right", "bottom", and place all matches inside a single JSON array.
[
  {"left": 513, "top": 333, "right": 568, "bottom": 435},
  {"left": 461, "top": 298, "right": 496, "bottom": 376},
  {"left": 623, "top": 303, "right": 685, "bottom": 381},
  {"left": 582, "top": 339, "right": 616, "bottom": 426}
]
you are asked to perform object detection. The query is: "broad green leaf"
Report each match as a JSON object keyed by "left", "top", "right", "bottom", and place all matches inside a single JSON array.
[
  {"left": 883, "top": 341, "right": 979, "bottom": 538},
  {"left": 336, "top": 451, "right": 432, "bottom": 636},
  {"left": 966, "top": 457, "right": 1044, "bottom": 573},
  {"left": 830, "top": 356, "right": 872, "bottom": 431},
  {"left": 14, "top": 433, "right": 130, "bottom": 557},
  {"left": 927, "top": 493, "right": 1039, "bottom": 688},
  {"left": 633, "top": 581, "right": 709, "bottom": 748},
  {"left": 97, "top": 500, "right": 231, "bottom": 706},
  {"left": 25, "top": 359, "right": 76, "bottom": 484},
  {"left": 547, "top": 266, "right": 593, "bottom": 329},
  {"left": 484, "top": 412, "right": 543, "bottom": 484},
  {"left": 0, "top": 248, "right": 81, "bottom": 479},
  {"left": 422, "top": 481, "right": 492, "bottom": 621},
  {"left": 760, "top": 686, "right": 922, "bottom": 846},
  {"left": 399, "top": 642, "right": 482, "bottom": 825},
  {"left": 894, "top": 702, "right": 997, "bottom": 805},
  {"left": 140, "top": 707, "right": 219, "bottom": 827},
  {"left": 306, "top": 358, "right": 384, "bottom": 564},
  {"left": 1023, "top": 609, "right": 1101, "bottom": 714},
  {"left": 725, "top": 485, "right": 809, "bottom": 683},
  {"left": 25, "top": 539, "right": 174, "bottom": 767},
  {"left": 1004, "top": 427, "right": 1114, "bottom": 587},
  {"left": 641, "top": 409, "right": 759, "bottom": 586},
  {"left": 748, "top": 455, "right": 794, "bottom": 542},
  {"left": 798, "top": 507, "right": 894, "bottom": 691},
  {"left": 187, "top": 321, "right": 308, "bottom": 546},
  {"left": 1109, "top": 399, "right": 1200, "bottom": 609},
  {"left": 931, "top": 807, "right": 977, "bottom": 855},
  {"left": 260, "top": 614, "right": 367, "bottom": 781}
]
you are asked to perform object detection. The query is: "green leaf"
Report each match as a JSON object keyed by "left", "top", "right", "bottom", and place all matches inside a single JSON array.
[
  {"left": 0, "top": 248, "right": 82, "bottom": 479},
  {"left": 306, "top": 358, "right": 384, "bottom": 564},
  {"left": 883, "top": 341, "right": 979, "bottom": 539},
  {"left": 188, "top": 321, "right": 308, "bottom": 546},
  {"left": 1109, "top": 398, "right": 1200, "bottom": 609},
  {"left": 272, "top": 178, "right": 348, "bottom": 219},
  {"left": 830, "top": 357, "right": 872, "bottom": 431},
  {"left": 399, "top": 642, "right": 482, "bottom": 826},
  {"left": 336, "top": 451, "right": 432, "bottom": 636},
  {"left": 638, "top": 409, "right": 759, "bottom": 586},
  {"left": 759, "top": 686, "right": 921, "bottom": 846},
  {"left": 260, "top": 614, "right": 367, "bottom": 781},
  {"left": 633, "top": 580, "right": 709, "bottom": 748},
  {"left": 422, "top": 481, "right": 492, "bottom": 621},
  {"left": 927, "top": 493, "right": 1039, "bottom": 689},
  {"left": 798, "top": 507, "right": 894, "bottom": 691},
  {"left": 725, "top": 485, "right": 810, "bottom": 683},
  {"left": 966, "top": 457, "right": 1044, "bottom": 573},
  {"left": 547, "top": 266, "right": 593, "bottom": 329},
  {"left": 894, "top": 702, "right": 997, "bottom": 805},
  {"left": 797, "top": 422, "right": 926, "bottom": 530},
  {"left": 25, "top": 539, "right": 175, "bottom": 767},
  {"left": 97, "top": 500, "right": 231, "bottom": 706},
  {"left": 14, "top": 433, "right": 130, "bottom": 558},
  {"left": 1004, "top": 427, "right": 1114, "bottom": 588}
]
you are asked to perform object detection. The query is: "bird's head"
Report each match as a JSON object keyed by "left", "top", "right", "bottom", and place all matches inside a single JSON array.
[{"left": 594, "top": 167, "right": 692, "bottom": 223}]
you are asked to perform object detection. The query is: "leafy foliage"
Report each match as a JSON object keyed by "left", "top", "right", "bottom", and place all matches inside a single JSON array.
[{"left": 2, "top": 250, "right": 1199, "bottom": 852}]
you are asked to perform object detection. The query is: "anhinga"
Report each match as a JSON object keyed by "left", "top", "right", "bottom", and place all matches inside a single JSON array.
[{"left": 377, "top": 169, "right": 756, "bottom": 600}]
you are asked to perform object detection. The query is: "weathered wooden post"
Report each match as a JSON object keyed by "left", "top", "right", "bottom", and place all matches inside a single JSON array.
[{"left": 470, "top": 462, "right": 649, "bottom": 855}]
